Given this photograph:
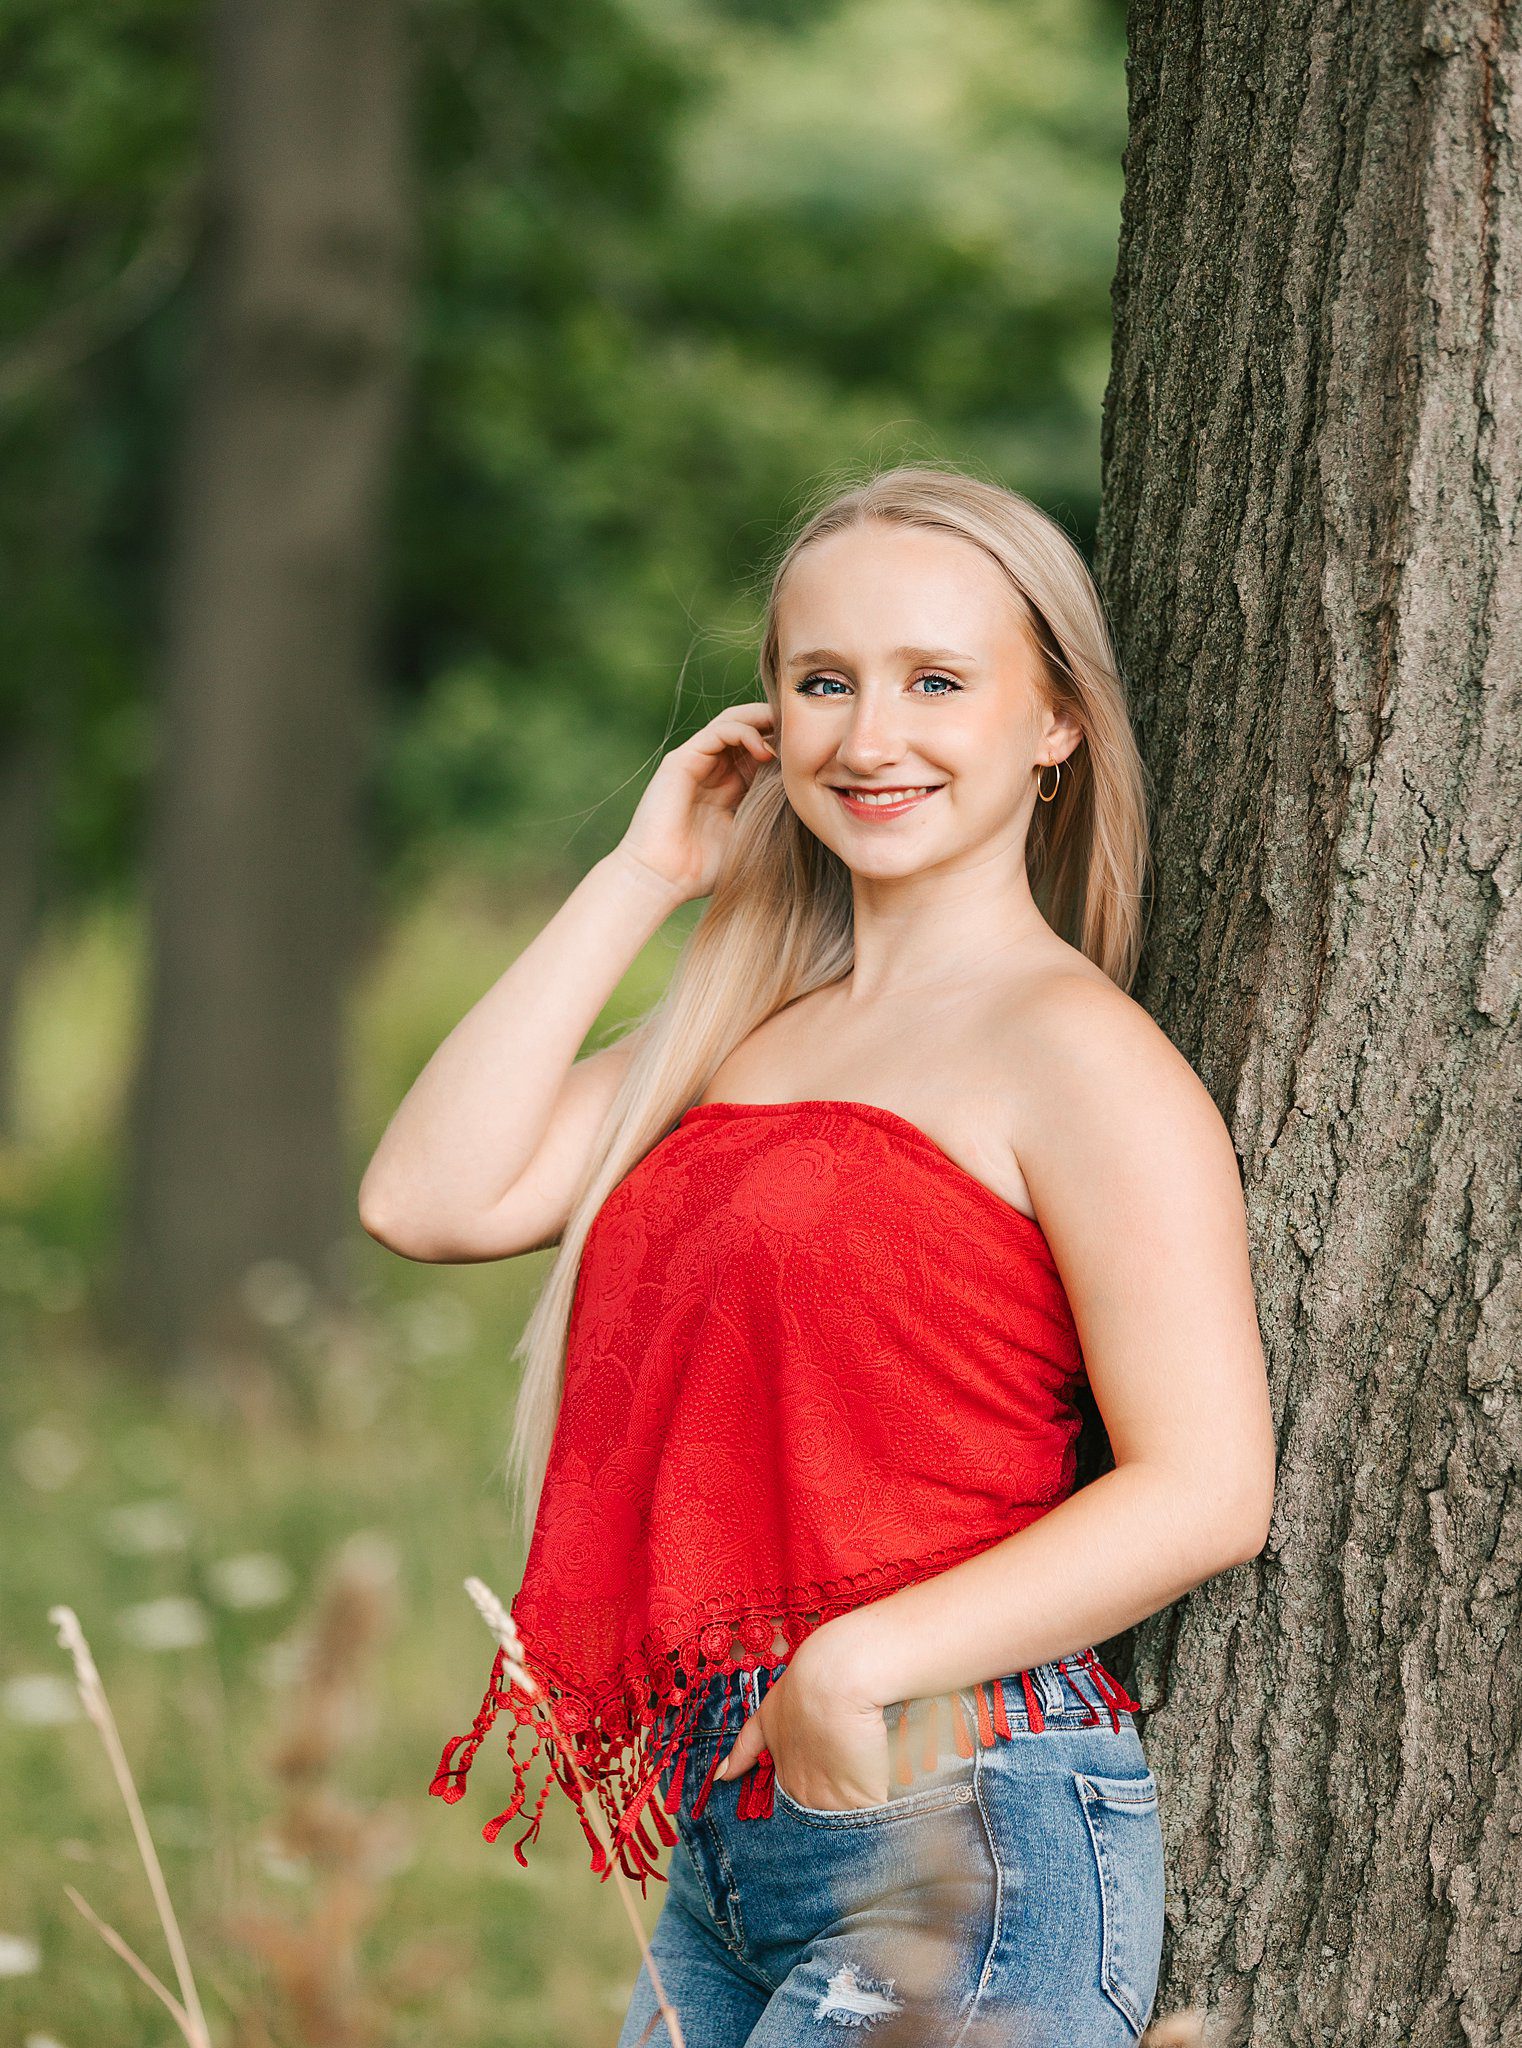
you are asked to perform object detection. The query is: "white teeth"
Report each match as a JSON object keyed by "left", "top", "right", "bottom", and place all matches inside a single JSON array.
[{"left": 839, "top": 785, "right": 936, "bottom": 805}]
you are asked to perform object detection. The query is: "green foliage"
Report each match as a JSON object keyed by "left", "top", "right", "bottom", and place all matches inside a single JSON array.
[
  {"left": 4, "top": 0, "right": 1124, "bottom": 899},
  {"left": 389, "top": 0, "right": 1126, "bottom": 883},
  {"left": 0, "top": 0, "right": 200, "bottom": 881}
]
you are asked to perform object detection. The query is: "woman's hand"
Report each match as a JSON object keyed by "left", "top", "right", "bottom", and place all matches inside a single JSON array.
[
  {"left": 715, "top": 1639, "right": 892, "bottom": 1811},
  {"left": 613, "top": 701, "right": 777, "bottom": 906}
]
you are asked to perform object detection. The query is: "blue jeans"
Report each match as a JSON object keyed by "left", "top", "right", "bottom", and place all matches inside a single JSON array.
[{"left": 614, "top": 1652, "right": 1164, "bottom": 2047}]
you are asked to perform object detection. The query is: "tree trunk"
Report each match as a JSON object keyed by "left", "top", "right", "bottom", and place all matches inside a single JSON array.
[
  {"left": 1095, "top": 6, "right": 1521, "bottom": 2041},
  {"left": 0, "top": 723, "right": 59, "bottom": 1141},
  {"left": 118, "top": 0, "right": 411, "bottom": 1381}
]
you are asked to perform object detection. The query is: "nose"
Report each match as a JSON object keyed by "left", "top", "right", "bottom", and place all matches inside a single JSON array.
[{"left": 832, "top": 693, "right": 911, "bottom": 773}]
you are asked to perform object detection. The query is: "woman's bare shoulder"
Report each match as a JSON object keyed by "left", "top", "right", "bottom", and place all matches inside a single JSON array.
[{"left": 1004, "top": 955, "right": 1229, "bottom": 1140}]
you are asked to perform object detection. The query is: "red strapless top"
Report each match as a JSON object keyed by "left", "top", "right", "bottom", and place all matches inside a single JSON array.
[{"left": 429, "top": 1097, "right": 1141, "bottom": 1887}]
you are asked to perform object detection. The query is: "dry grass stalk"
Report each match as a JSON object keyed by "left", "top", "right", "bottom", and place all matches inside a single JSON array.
[
  {"left": 225, "top": 1531, "right": 407, "bottom": 2048},
  {"left": 1141, "top": 2011, "right": 1210, "bottom": 2044},
  {"left": 462, "top": 1575, "right": 687, "bottom": 2048},
  {"left": 48, "top": 1603, "right": 214, "bottom": 2048},
  {"left": 61, "top": 1879, "right": 202, "bottom": 2039}
]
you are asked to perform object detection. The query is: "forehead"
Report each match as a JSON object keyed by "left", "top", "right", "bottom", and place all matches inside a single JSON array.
[{"left": 777, "top": 521, "right": 1024, "bottom": 654}]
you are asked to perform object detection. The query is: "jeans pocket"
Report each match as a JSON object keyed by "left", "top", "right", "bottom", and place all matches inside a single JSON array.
[
  {"left": 1074, "top": 1769, "right": 1165, "bottom": 2039},
  {"left": 771, "top": 1767, "right": 976, "bottom": 1827},
  {"left": 770, "top": 1687, "right": 983, "bottom": 1827}
]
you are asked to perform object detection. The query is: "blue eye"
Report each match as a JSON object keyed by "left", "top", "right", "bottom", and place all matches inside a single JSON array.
[{"left": 794, "top": 672, "right": 963, "bottom": 697}]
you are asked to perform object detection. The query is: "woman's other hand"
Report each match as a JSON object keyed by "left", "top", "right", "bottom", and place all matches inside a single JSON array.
[{"left": 715, "top": 1641, "right": 892, "bottom": 1811}]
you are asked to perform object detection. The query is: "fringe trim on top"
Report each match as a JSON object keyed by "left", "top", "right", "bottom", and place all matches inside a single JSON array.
[{"left": 429, "top": 1614, "right": 1144, "bottom": 1894}]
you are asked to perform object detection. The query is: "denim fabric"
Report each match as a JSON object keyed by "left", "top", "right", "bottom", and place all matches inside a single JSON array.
[{"left": 614, "top": 1652, "right": 1164, "bottom": 2047}]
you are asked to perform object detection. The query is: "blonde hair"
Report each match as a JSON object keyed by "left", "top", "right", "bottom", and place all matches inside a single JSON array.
[{"left": 503, "top": 461, "right": 1153, "bottom": 1547}]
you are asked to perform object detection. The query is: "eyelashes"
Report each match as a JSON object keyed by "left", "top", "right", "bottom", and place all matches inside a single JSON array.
[{"left": 794, "top": 672, "right": 963, "bottom": 697}]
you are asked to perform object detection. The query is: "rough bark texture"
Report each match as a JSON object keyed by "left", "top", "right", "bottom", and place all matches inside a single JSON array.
[
  {"left": 1094, "top": 4, "right": 1521, "bottom": 2041},
  {"left": 118, "top": 0, "right": 411, "bottom": 1374}
]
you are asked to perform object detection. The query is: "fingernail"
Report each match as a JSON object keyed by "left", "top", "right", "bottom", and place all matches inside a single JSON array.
[{"left": 715, "top": 1754, "right": 729, "bottom": 1778}]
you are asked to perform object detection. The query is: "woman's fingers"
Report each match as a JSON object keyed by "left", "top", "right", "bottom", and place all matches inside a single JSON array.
[
  {"left": 685, "top": 703, "right": 776, "bottom": 764},
  {"left": 613, "top": 701, "right": 778, "bottom": 903}
]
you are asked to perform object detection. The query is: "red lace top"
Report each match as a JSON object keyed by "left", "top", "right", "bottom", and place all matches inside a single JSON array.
[{"left": 429, "top": 1096, "right": 1141, "bottom": 1887}]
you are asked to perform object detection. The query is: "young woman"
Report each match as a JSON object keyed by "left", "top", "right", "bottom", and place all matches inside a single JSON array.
[{"left": 361, "top": 465, "right": 1277, "bottom": 2047}]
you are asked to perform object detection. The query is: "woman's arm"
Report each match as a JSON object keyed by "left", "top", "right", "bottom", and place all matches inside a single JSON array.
[
  {"left": 357, "top": 702, "right": 777, "bottom": 1262},
  {"left": 356, "top": 851, "right": 683, "bottom": 1261},
  {"left": 821, "top": 971, "right": 1276, "bottom": 1702}
]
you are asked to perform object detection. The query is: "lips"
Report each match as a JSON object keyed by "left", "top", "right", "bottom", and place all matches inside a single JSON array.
[{"left": 830, "top": 784, "right": 944, "bottom": 819}]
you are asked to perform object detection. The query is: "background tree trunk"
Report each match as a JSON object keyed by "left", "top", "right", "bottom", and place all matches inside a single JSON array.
[
  {"left": 117, "top": 0, "right": 412, "bottom": 1381},
  {"left": 0, "top": 723, "right": 60, "bottom": 1142},
  {"left": 1095, "top": 5, "right": 1521, "bottom": 2040}
]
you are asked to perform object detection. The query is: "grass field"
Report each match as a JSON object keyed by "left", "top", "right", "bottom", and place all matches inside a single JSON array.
[{"left": 1, "top": 875, "right": 693, "bottom": 2048}]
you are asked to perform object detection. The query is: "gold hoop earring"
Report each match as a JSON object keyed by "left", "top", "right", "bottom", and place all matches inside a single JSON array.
[{"left": 1036, "top": 761, "right": 1062, "bottom": 803}]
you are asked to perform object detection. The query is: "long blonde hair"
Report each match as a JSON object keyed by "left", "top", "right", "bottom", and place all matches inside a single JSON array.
[{"left": 503, "top": 461, "right": 1153, "bottom": 1547}]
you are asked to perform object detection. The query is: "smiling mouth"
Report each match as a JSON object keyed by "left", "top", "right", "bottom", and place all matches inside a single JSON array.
[{"left": 830, "top": 783, "right": 945, "bottom": 813}]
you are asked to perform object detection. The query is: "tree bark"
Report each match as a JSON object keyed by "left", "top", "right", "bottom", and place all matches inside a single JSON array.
[
  {"left": 118, "top": 0, "right": 411, "bottom": 1379},
  {"left": 1095, "top": 5, "right": 1521, "bottom": 2041}
]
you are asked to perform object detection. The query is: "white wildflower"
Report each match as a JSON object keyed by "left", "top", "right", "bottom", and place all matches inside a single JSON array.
[
  {"left": 254, "top": 1837, "right": 311, "bottom": 1885},
  {"left": 205, "top": 1552, "right": 292, "bottom": 1610},
  {"left": 2, "top": 1673, "right": 80, "bottom": 1726},
  {"left": 116, "top": 1597, "right": 209, "bottom": 1652},
  {"left": 241, "top": 1259, "right": 314, "bottom": 1329},
  {"left": 99, "top": 1499, "right": 189, "bottom": 1556},
  {"left": 0, "top": 1932, "right": 41, "bottom": 1977},
  {"left": 11, "top": 1424, "right": 83, "bottom": 1491}
]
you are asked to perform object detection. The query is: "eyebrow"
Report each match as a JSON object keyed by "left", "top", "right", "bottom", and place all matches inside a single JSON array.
[{"left": 783, "top": 644, "right": 980, "bottom": 671}]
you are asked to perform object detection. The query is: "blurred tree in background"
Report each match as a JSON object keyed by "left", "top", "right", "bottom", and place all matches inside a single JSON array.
[{"left": 121, "top": 0, "right": 414, "bottom": 1380}]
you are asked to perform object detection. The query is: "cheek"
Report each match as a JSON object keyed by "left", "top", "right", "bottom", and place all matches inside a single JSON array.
[
  {"left": 779, "top": 740, "right": 838, "bottom": 790},
  {"left": 940, "top": 749, "right": 1036, "bottom": 829},
  {"left": 939, "top": 728, "right": 1025, "bottom": 791}
]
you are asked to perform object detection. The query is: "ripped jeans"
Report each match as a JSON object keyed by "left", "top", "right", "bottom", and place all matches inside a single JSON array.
[{"left": 614, "top": 1651, "right": 1165, "bottom": 2048}]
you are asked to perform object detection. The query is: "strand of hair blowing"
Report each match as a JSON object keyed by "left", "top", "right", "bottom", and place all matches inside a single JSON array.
[{"left": 502, "top": 463, "right": 1153, "bottom": 1549}]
